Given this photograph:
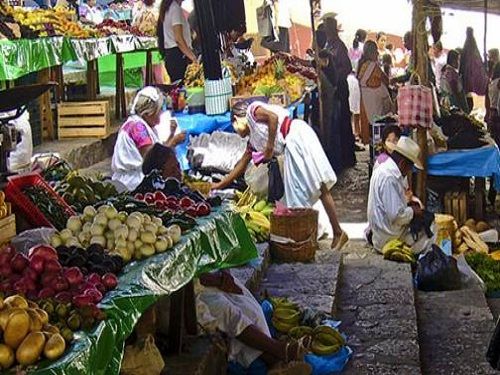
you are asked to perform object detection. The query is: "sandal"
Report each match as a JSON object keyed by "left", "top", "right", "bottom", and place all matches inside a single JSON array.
[{"left": 331, "top": 231, "right": 349, "bottom": 251}]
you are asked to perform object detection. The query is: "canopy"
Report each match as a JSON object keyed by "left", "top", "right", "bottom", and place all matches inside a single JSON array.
[{"left": 440, "top": 0, "right": 500, "bottom": 15}]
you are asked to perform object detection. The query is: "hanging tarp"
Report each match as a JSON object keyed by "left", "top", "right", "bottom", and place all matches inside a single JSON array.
[
  {"left": 26, "top": 207, "right": 256, "bottom": 375},
  {"left": 0, "top": 37, "right": 67, "bottom": 81},
  {"left": 65, "top": 37, "right": 113, "bottom": 64}
]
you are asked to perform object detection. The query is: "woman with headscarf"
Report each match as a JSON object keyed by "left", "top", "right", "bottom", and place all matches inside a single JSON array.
[
  {"left": 357, "top": 41, "right": 393, "bottom": 145},
  {"left": 440, "top": 49, "right": 469, "bottom": 113},
  {"left": 157, "top": 0, "right": 197, "bottom": 82},
  {"left": 111, "top": 87, "right": 185, "bottom": 191},
  {"left": 212, "top": 100, "right": 348, "bottom": 250},
  {"left": 460, "top": 27, "right": 489, "bottom": 111}
]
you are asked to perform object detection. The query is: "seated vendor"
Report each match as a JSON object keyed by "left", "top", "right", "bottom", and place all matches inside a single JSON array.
[
  {"left": 373, "top": 125, "right": 401, "bottom": 169},
  {"left": 196, "top": 270, "right": 311, "bottom": 374},
  {"left": 111, "top": 86, "right": 185, "bottom": 191},
  {"left": 367, "top": 136, "right": 434, "bottom": 254}
]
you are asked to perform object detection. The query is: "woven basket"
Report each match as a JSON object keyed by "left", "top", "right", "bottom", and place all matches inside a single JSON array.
[{"left": 270, "top": 208, "right": 318, "bottom": 263}]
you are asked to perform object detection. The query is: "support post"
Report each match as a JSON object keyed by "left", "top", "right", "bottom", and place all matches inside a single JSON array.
[
  {"left": 412, "top": 0, "right": 429, "bottom": 202},
  {"left": 484, "top": 0, "right": 488, "bottom": 65}
]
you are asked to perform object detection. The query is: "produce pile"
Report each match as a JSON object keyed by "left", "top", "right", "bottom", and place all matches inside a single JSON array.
[
  {"left": 382, "top": 239, "right": 416, "bottom": 263},
  {"left": 233, "top": 189, "right": 273, "bottom": 243},
  {"left": 452, "top": 219, "right": 491, "bottom": 255},
  {"left": 96, "top": 19, "right": 144, "bottom": 37},
  {"left": 4, "top": 5, "right": 99, "bottom": 38},
  {"left": 0, "top": 242, "right": 118, "bottom": 370},
  {"left": 23, "top": 185, "right": 73, "bottom": 231},
  {"left": 0, "top": 3, "right": 38, "bottom": 39},
  {"left": 270, "top": 297, "right": 346, "bottom": 356},
  {"left": 0, "top": 294, "right": 66, "bottom": 369},
  {"left": 184, "top": 61, "right": 238, "bottom": 88},
  {"left": 50, "top": 205, "right": 182, "bottom": 263},
  {"left": 236, "top": 54, "right": 316, "bottom": 102},
  {"left": 54, "top": 173, "right": 118, "bottom": 213},
  {"left": 466, "top": 252, "right": 500, "bottom": 293}
]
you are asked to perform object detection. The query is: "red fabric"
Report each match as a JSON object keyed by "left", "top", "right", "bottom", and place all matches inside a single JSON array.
[
  {"left": 397, "top": 85, "right": 433, "bottom": 128},
  {"left": 280, "top": 116, "right": 292, "bottom": 138},
  {"left": 122, "top": 120, "right": 153, "bottom": 149}
]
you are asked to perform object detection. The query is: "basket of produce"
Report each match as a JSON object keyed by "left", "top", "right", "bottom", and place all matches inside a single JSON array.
[
  {"left": 270, "top": 208, "right": 318, "bottom": 263},
  {"left": 5, "top": 173, "right": 75, "bottom": 230}
]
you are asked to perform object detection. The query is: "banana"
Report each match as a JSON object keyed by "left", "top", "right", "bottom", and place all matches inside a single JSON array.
[
  {"left": 311, "top": 340, "right": 341, "bottom": 356},
  {"left": 388, "top": 251, "right": 415, "bottom": 263},
  {"left": 382, "top": 238, "right": 405, "bottom": 254},
  {"left": 272, "top": 317, "right": 298, "bottom": 333},
  {"left": 270, "top": 297, "right": 298, "bottom": 310},
  {"left": 248, "top": 212, "right": 271, "bottom": 231},
  {"left": 288, "top": 326, "right": 313, "bottom": 339},
  {"left": 274, "top": 308, "right": 301, "bottom": 324},
  {"left": 261, "top": 207, "right": 274, "bottom": 217},
  {"left": 313, "top": 326, "right": 345, "bottom": 346},
  {"left": 253, "top": 200, "right": 267, "bottom": 212},
  {"left": 383, "top": 247, "right": 402, "bottom": 259}
]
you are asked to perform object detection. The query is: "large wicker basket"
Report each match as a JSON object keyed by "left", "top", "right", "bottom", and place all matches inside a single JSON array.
[{"left": 270, "top": 208, "right": 318, "bottom": 263}]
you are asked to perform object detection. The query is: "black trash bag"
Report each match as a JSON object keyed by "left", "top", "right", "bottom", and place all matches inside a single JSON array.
[
  {"left": 416, "top": 244, "right": 462, "bottom": 291},
  {"left": 267, "top": 158, "right": 284, "bottom": 203},
  {"left": 487, "top": 317, "right": 500, "bottom": 370}
]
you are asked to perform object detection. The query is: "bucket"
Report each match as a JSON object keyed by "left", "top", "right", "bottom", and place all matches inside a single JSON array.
[{"left": 270, "top": 208, "right": 318, "bottom": 262}]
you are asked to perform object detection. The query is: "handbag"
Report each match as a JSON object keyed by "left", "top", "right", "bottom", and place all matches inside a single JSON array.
[
  {"left": 397, "top": 73, "right": 433, "bottom": 128},
  {"left": 267, "top": 157, "right": 284, "bottom": 203},
  {"left": 256, "top": 0, "right": 274, "bottom": 38}
]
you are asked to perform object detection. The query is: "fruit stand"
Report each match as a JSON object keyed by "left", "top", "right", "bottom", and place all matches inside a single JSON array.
[{"left": 0, "top": 163, "right": 259, "bottom": 373}]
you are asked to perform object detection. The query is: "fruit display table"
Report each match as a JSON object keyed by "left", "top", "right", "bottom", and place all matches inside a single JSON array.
[{"left": 28, "top": 207, "right": 256, "bottom": 375}]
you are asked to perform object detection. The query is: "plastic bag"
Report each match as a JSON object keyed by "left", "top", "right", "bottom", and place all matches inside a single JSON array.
[
  {"left": 487, "top": 317, "right": 500, "bottom": 370},
  {"left": 11, "top": 228, "right": 56, "bottom": 255},
  {"left": 456, "top": 254, "right": 486, "bottom": 292},
  {"left": 416, "top": 244, "right": 462, "bottom": 291},
  {"left": 305, "top": 346, "right": 353, "bottom": 375},
  {"left": 121, "top": 335, "right": 165, "bottom": 375},
  {"left": 245, "top": 162, "right": 270, "bottom": 198},
  {"left": 268, "top": 158, "right": 284, "bottom": 203}
]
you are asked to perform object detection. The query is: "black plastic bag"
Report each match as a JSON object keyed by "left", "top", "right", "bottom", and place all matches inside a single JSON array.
[
  {"left": 416, "top": 244, "right": 462, "bottom": 291},
  {"left": 267, "top": 158, "right": 284, "bottom": 203},
  {"left": 487, "top": 317, "right": 500, "bottom": 370}
]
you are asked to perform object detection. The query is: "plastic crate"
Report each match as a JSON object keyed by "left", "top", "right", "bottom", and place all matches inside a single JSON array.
[{"left": 4, "top": 173, "right": 75, "bottom": 229}]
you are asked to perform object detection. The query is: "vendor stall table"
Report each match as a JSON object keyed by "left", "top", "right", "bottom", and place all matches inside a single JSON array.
[{"left": 28, "top": 207, "right": 256, "bottom": 374}]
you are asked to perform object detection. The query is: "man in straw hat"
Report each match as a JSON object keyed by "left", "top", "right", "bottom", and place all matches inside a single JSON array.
[{"left": 367, "top": 136, "right": 435, "bottom": 254}]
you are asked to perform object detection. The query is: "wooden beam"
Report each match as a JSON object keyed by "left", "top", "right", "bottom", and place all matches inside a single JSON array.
[{"left": 412, "top": 0, "right": 429, "bottom": 202}]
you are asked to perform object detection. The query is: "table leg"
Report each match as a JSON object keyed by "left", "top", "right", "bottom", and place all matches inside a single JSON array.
[
  {"left": 86, "top": 60, "right": 97, "bottom": 101},
  {"left": 474, "top": 177, "right": 486, "bottom": 219},
  {"left": 168, "top": 287, "right": 185, "bottom": 354},
  {"left": 53, "top": 65, "right": 64, "bottom": 102},
  {"left": 115, "top": 53, "right": 125, "bottom": 119},
  {"left": 145, "top": 50, "right": 153, "bottom": 86},
  {"left": 96, "top": 59, "right": 100, "bottom": 96},
  {"left": 38, "top": 68, "right": 54, "bottom": 141},
  {"left": 183, "top": 280, "right": 197, "bottom": 335}
]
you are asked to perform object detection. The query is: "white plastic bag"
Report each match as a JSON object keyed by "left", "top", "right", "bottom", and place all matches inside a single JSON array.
[
  {"left": 5, "top": 110, "right": 33, "bottom": 172},
  {"left": 456, "top": 254, "right": 486, "bottom": 292},
  {"left": 11, "top": 228, "right": 56, "bottom": 255}
]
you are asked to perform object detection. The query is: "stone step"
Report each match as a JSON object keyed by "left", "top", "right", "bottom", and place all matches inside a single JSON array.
[
  {"left": 417, "top": 288, "right": 496, "bottom": 375},
  {"left": 258, "top": 241, "right": 342, "bottom": 315},
  {"left": 162, "top": 243, "right": 270, "bottom": 375},
  {"left": 337, "top": 241, "right": 422, "bottom": 374},
  {"left": 34, "top": 130, "right": 118, "bottom": 170}
]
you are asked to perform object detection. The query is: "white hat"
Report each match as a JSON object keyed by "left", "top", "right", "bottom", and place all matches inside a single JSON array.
[{"left": 386, "top": 136, "right": 424, "bottom": 170}]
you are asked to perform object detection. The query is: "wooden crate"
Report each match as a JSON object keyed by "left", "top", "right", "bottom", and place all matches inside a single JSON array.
[
  {"left": 444, "top": 191, "right": 468, "bottom": 226},
  {"left": 57, "top": 101, "right": 110, "bottom": 139},
  {"left": 0, "top": 215, "right": 16, "bottom": 245}
]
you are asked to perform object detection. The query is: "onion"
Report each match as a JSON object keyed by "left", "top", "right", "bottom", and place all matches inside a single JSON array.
[
  {"left": 90, "top": 224, "right": 104, "bottom": 237},
  {"left": 140, "top": 231, "right": 156, "bottom": 245},
  {"left": 115, "top": 224, "right": 129, "bottom": 240},
  {"left": 90, "top": 236, "right": 106, "bottom": 247},
  {"left": 83, "top": 206, "right": 97, "bottom": 218},
  {"left": 107, "top": 218, "right": 121, "bottom": 231},
  {"left": 167, "top": 225, "right": 182, "bottom": 244},
  {"left": 67, "top": 216, "right": 82, "bottom": 234},
  {"left": 59, "top": 229, "right": 73, "bottom": 242},
  {"left": 104, "top": 206, "right": 118, "bottom": 220},
  {"left": 140, "top": 244, "right": 155, "bottom": 257},
  {"left": 144, "top": 223, "right": 158, "bottom": 235},
  {"left": 126, "top": 216, "right": 141, "bottom": 231},
  {"left": 50, "top": 235, "right": 63, "bottom": 248},
  {"left": 154, "top": 237, "right": 169, "bottom": 253},
  {"left": 127, "top": 229, "right": 138, "bottom": 242}
]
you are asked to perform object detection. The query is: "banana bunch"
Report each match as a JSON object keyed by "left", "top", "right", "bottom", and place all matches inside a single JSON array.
[
  {"left": 311, "top": 325, "right": 345, "bottom": 356},
  {"left": 234, "top": 189, "right": 274, "bottom": 244},
  {"left": 454, "top": 225, "right": 489, "bottom": 255},
  {"left": 288, "top": 326, "right": 313, "bottom": 340},
  {"left": 272, "top": 307, "right": 301, "bottom": 334},
  {"left": 382, "top": 239, "right": 416, "bottom": 263}
]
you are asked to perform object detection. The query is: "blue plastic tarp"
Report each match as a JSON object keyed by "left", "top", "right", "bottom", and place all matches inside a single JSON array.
[{"left": 427, "top": 145, "right": 500, "bottom": 190}]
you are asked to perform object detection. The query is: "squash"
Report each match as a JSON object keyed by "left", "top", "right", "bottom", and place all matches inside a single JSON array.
[
  {"left": 27, "top": 309, "right": 43, "bottom": 332},
  {"left": 16, "top": 332, "right": 46, "bottom": 365},
  {"left": 4, "top": 295, "right": 28, "bottom": 309},
  {"left": 43, "top": 333, "right": 66, "bottom": 360},
  {"left": 4, "top": 310, "right": 30, "bottom": 349},
  {"left": 0, "top": 344, "right": 14, "bottom": 369},
  {"left": 35, "top": 309, "right": 49, "bottom": 325}
]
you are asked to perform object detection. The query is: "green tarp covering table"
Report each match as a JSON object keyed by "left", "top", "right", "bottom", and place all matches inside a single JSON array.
[{"left": 29, "top": 207, "right": 256, "bottom": 375}]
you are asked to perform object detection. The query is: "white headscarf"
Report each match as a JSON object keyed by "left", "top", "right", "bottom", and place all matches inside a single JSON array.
[{"left": 130, "top": 86, "right": 163, "bottom": 116}]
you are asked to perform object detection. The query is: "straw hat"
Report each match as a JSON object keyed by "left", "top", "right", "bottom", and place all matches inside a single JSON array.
[
  {"left": 385, "top": 136, "right": 424, "bottom": 170},
  {"left": 320, "top": 12, "right": 338, "bottom": 21}
]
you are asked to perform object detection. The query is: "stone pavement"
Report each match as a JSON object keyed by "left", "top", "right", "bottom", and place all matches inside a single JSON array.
[
  {"left": 337, "top": 241, "right": 422, "bottom": 375},
  {"left": 417, "top": 289, "right": 496, "bottom": 375}
]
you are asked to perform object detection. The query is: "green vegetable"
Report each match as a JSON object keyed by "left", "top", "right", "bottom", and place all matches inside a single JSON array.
[
  {"left": 465, "top": 252, "right": 500, "bottom": 293},
  {"left": 23, "top": 186, "right": 71, "bottom": 231}
]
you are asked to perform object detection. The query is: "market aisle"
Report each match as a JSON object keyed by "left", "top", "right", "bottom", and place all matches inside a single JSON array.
[{"left": 337, "top": 242, "right": 422, "bottom": 374}]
